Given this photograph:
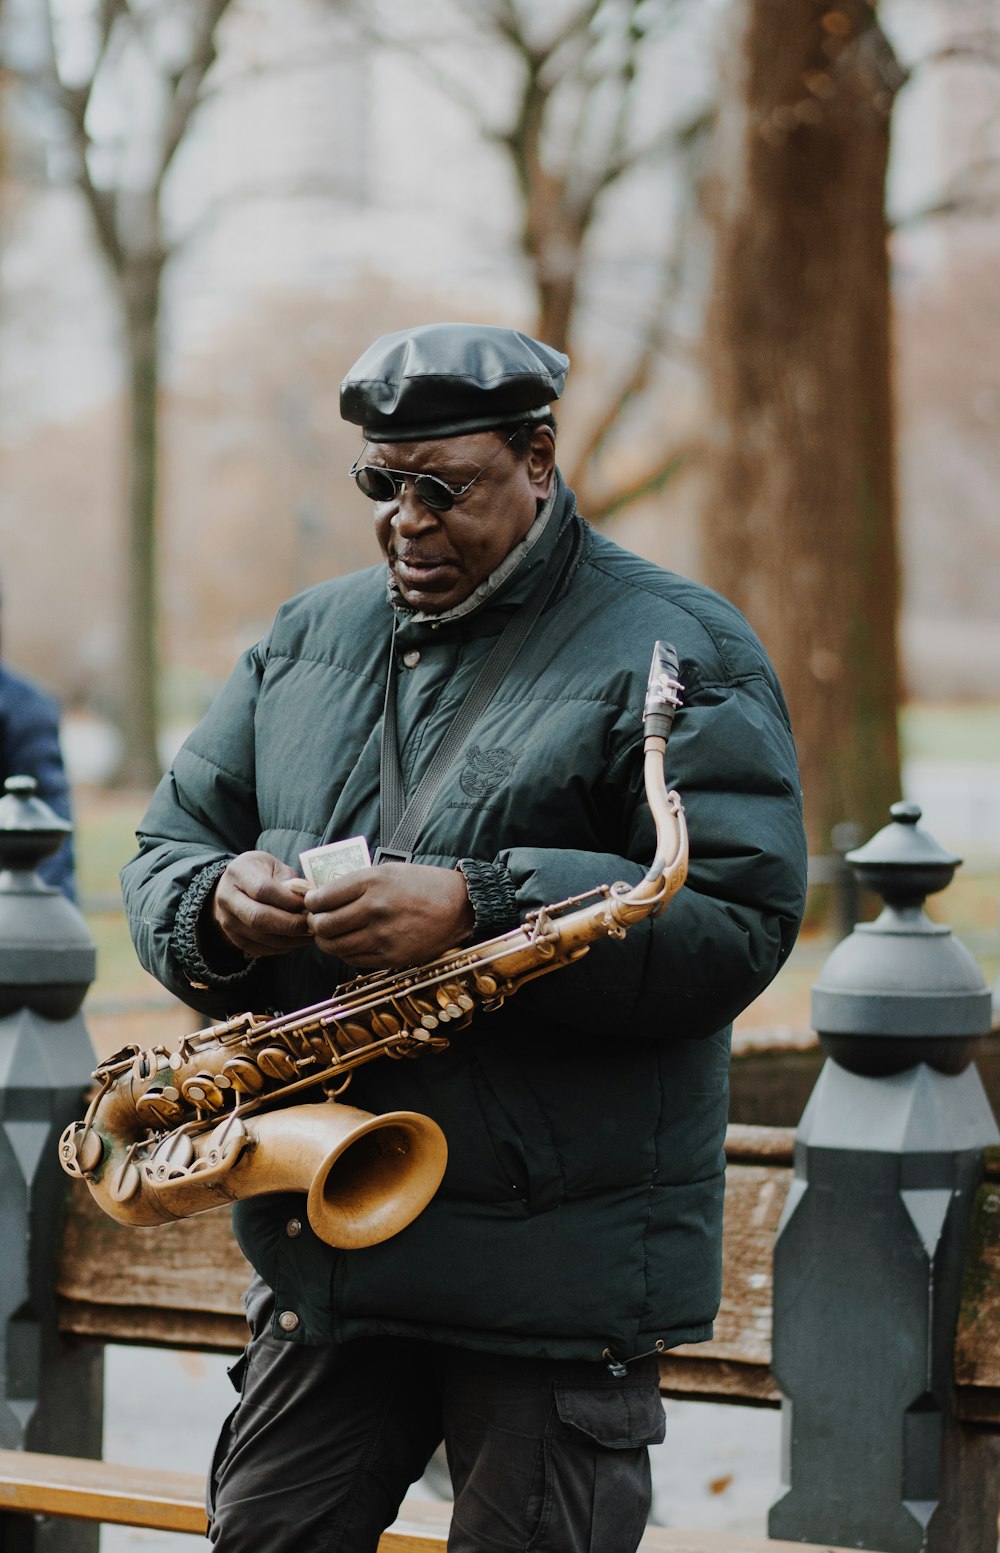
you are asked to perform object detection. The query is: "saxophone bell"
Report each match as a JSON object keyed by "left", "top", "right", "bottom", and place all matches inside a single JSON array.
[{"left": 61, "top": 1101, "right": 448, "bottom": 1250}]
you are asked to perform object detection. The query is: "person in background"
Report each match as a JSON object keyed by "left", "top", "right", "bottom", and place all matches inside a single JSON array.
[{"left": 0, "top": 599, "right": 76, "bottom": 899}]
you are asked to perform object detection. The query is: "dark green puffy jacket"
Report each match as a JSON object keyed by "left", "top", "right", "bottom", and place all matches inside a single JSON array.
[{"left": 122, "top": 486, "right": 807, "bottom": 1363}]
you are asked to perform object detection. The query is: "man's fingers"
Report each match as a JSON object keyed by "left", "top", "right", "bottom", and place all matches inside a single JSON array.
[
  {"left": 301, "top": 870, "right": 373, "bottom": 915},
  {"left": 226, "top": 854, "right": 307, "bottom": 912},
  {"left": 304, "top": 862, "right": 472, "bottom": 968},
  {"left": 308, "top": 929, "right": 388, "bottom": 968},
  {"left": 223, "top": 898, "right": 310, "bottom": 946},
  {"left": 211, "top": 851, "right": 311, "bottom": 958}
]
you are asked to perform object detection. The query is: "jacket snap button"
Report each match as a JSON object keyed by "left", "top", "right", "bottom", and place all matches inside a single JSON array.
[
  {"left": 277, "top": 1310, "right": 300, "bottom": 1333},
  {"left": 402, "top": 649, "right": 421, "bottom": 668},
  {"left": 286, "top": 1218, "right": 302, "bottom": 1238}
]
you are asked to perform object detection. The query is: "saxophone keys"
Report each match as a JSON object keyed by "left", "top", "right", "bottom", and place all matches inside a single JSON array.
[
  {"left": 222, "top": 1057, "right": 267, "bottom": 1094},
  {"left": 434, "top": 985, "right": 467, "bottom": 1021},
  {"left": 78, "top": 1127, "right": 104, "bottom": 1173},
  {"left": 255, "top": 1046, "right": 298, "bottom": 1083},
  {"left": 151, "top": 1131, "right": 195, "bottom": 1169},
  {"left": 403, "top": 996, "right": 440, "bottom": 1031},
  {"left": 473, "top": 973, "right": 498, "bottom": 996},
  {"left": 136, "top": 1089, "right": 184, "bottom": 1127},
  {"left": 338, "top": 1020, "right": 375, "bottom": 1050},
  {"left": 71, "top": 1124, "right": 105, "bottom": 1167},
  {"left": 60, "top": 1123, "right": 103, "bottom": 1176},
  {"left": 369, "top": 1009, "right": 404, "bottom": 1040},
  {"left": 110, "top": 1159, "right": 142, "bottom": 1204},
  {"left": 181, "top": 1074, "right": 226, "bottom": 1110},
  {"left": 207, "top": 1115, "right": 248, "bottom": 1164}
]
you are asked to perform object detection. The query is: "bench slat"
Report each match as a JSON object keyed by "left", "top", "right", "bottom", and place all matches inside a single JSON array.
[
  {"left": 57, "top": 1299, "right": 250, "bottom": 1354},
  {"left": 53, "top": 1127, "right": 1000, "bottom": 1423},
  {"left": 956, "top": 1177, "right": 1000, "bottom": 1403},
  {"left": 0, "top": 1451, "right": 881, "bottom": 1550},
  {"left": 55, "top": 1156, "right": 792, "bottom": 1405},
  {"left": 0, "top": 1449, "right": 207, "bottom": 1534}
]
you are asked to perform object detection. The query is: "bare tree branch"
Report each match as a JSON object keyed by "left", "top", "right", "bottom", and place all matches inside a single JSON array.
[
  {"left": 566, "top": 316, "right": 680, "bottom": 492},
  {"left": 157, "top": 0, "right": 233, "bottom": 187},
  {"left": 325, "top": 0, "right": 708, "bottom": 512},
  {"left": 892, "top": 155, "right": 1000, "bottom": 229},
  {"left": 908, "top": 32, "right": 1000, "bottom": 74},
  {"left": 578, "top": 443, "right": 698, "bottom": 525},
  {"left": 338, "top": 0, "right": 504, "bottom": 138},
  {"left": 26, "top": 0, "right": 127, "bottom": 271},
  {"left": 893, "top": 189, "right": 1000, "bottom": 228},
  {"left": 171, "top": 171, "right": 361, "bottom": 254}
]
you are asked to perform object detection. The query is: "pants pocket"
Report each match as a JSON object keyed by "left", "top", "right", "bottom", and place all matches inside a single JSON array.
[
  {"left": 553, "top": 1384, "right": 665, "bottom": 1450},
  {"left": 206, "top": 1343, "right": 253, "bottom": 1526},
  {"left": 206, "top": 1397, "right": 240, "bottom": 1527},
  {"left": 526, "top": 1385, "right": 664, "bottom": 1553}
]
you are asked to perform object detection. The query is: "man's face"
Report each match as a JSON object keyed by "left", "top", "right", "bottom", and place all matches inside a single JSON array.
[{"left": 366, "top": 427, "right": 556, "bottom": 613}]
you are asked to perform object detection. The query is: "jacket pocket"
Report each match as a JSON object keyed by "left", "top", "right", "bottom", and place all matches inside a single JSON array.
[{"left": 470, "top": 1048, "right": 564, "bottom": 1213}]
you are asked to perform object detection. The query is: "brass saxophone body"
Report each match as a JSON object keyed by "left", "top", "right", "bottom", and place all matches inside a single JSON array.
[{"left": 60, "top": 643, "right": 688, "bottom": 1250}]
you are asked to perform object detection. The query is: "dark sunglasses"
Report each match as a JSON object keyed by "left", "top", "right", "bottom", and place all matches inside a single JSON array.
[{"left": 349, "top": 427, "right": 521, "bottom": 513}]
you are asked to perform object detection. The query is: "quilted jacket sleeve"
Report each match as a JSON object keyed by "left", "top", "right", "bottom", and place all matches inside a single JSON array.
[
  {"left": 120, "top": 642, "right": 277, "bottom": 1016},
  {"left": 495, "top": 665, "right": 808, "bottom": 1041}
]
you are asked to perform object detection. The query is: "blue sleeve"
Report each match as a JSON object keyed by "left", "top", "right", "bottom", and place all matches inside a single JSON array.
[{"left": 0, "top": 670, "right": 76, "bottom": 900}]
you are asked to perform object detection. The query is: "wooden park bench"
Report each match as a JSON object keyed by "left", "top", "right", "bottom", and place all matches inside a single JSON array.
[{"left": 0, "top": 1119, "right": 986, "bottom": 1548}]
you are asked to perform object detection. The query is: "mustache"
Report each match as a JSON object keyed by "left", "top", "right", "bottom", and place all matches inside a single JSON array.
[{"left": 391, "top": 548, "right": 457, "bottom": 566}]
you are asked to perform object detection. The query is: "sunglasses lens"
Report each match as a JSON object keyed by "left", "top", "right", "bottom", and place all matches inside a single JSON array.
[
  {"left": 354, "top": 466, "right": 398, "bottom": 501},
  {"left": 352, "top": 465, "right": 457, "bottom": 510},
  {"left": 412, "top": 476, "right": 455, "bottom": 512}
]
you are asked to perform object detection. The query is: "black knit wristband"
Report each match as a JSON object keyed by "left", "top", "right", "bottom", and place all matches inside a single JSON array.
[
  {"left": 455, "top": 858, "right": 518, "bottom": 937},
  {"left": 170, "top": 858, "right": 254, "bottom": 991}
]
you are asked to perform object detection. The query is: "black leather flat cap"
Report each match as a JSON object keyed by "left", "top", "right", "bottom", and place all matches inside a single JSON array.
[{"left": 340, "top": 322, "right": 569, "bottom": 442}]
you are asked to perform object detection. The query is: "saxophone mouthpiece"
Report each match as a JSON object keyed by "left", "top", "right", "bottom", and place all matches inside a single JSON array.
[{"left": 643, "top": 641, "right": 683, "bottom": 743}]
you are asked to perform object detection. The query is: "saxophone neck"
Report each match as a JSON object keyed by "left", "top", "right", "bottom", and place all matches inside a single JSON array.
[
  {"left": 631, "top": 738, "right": 688, "bottom": 911},
  {"left": 620, "top": 645, "right": 689, "bottom": 913}
]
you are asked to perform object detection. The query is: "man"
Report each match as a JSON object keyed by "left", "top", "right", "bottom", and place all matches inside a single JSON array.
[{"left": 122, "top": 323, "right": 807, "bottom": 1553}]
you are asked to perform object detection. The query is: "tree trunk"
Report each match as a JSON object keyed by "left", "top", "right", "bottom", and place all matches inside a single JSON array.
[
  {"left": 699, "top": 0, "right": 905, "bottom": 856},
  {"left": 119, "top": 254, "right": 164, "bottom": 789}
]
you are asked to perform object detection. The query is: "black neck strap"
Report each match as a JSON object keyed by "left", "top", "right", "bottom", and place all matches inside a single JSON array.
[{"left": 376, "top": 524, "right": 574, "bottom": 863}]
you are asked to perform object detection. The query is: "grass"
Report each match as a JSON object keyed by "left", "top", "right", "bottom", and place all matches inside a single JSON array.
[
  {"left": 75, "top": 789, "right": 176, "bottom": 1016},
  {"left": 75, "top": 787, "right": 148, "bottom": 905},
  {"left": 901, "top": 703, "right": 1000, "bottom": 764}
]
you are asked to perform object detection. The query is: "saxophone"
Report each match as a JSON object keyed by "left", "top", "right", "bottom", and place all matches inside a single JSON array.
[{"left": 60, "top": 643, "right": 687, "bottom": 1250}]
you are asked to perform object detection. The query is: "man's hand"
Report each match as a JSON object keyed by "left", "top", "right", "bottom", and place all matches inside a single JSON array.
[
  {"left": 304, "top": 862, "right": 474, "bottom": 969},
  {"left": 209, "top": 851, "right": 310, "bottom": 959}
]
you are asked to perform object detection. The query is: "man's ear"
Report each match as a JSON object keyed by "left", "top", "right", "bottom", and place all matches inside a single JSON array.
[{"left": 526, "top": 426, "right": 557, "bottom": 500}]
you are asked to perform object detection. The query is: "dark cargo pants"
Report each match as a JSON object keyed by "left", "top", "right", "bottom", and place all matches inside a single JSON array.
[{"left": 208, "top": 1277, "right": 665, "bottom": 1553}]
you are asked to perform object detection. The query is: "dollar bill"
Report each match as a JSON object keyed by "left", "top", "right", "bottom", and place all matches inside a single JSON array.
[{"left": 300, "top": 836, "right": 372, "bottom": 887}]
